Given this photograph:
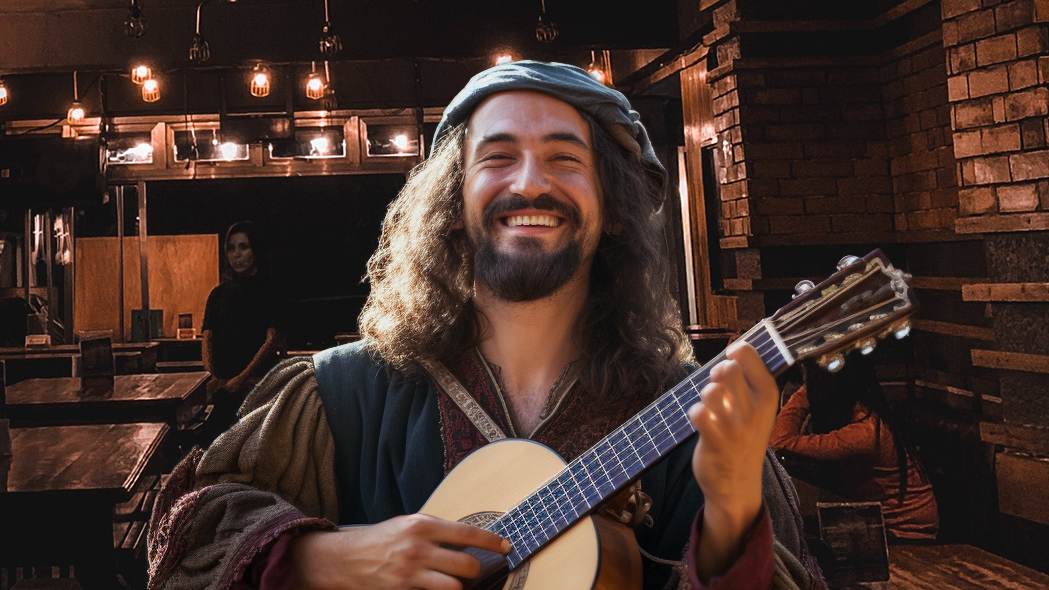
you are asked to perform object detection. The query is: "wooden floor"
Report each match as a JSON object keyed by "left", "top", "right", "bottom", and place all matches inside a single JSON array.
[{"left": 891, "top": 544, "right": 1049, "bottom": 590}]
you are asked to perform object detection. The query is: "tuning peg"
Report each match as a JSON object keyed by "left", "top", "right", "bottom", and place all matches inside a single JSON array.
[
  {"left": 858, "top": 339, "right": 876, "bottom": 355},
  {"left": 793, "top": 280, "right": 815, "bottom": 299},
  {"left": 819, "top": 353, "right": 845, "bottom": 373},
  {"left": 892, "top": 320, "right": 911, "bottom": 340},
  {"left": 837, "top": 255, "right": 861, "bottom": 270}
]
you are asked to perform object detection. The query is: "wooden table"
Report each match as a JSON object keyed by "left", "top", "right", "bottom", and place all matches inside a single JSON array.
[
  {"left": 1, "top": 422, "right": 171, "bottom": 590},
  {"left": 5, "top": 372, "right": 208, "bottom": 429},
  {"left": 890, "top": 543, "right": 1049, "bottom": 589},
  {"left": 0, "top": 343, "right": 158, "bottom": 383}
]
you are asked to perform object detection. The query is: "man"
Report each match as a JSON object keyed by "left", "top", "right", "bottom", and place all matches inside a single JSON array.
[{"left": 148, "top": 61, "right": 825, "bottom": 590}]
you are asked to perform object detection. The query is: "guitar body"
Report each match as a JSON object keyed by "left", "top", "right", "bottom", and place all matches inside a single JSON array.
[{"left": 419, "top": 439, "right": 643, "bottom": 590}]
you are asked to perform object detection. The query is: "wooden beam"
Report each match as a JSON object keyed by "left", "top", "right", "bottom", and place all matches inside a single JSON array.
[
  {"left": 962, "top": 283, "right": 1049, "bottom": 302},
  {"left": 971, "top": 350, "right": 1049, "bottom": 374},
  {"left": 981, "top": 422, "right": 1049, "bottom": 455},
  {"left": 956, "top": 213, "right": 1049, "bottom": 234},
  {"left": 913, "top": 319, "right": 995, "bottom": 341},
  {"left": 911, "top": 276, "right": 973, "bottom": 290},
  {"left": 875, "top": 0, "right": 938, "bottom": 27}
]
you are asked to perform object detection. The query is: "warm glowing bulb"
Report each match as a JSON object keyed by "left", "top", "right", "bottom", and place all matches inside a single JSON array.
[
  {"left": 131, "top": 65, "right": 152, "bottom": 84},
  {"left": 250, "top": 66, "right": 271, "bottom": 98},
  {"left": 218, "top": 142, "right": 239, "bottom": 160},
  {"left": 495, "top": 54, "right": 514, "bottom": 65},
  {"left": 588, "top": 66, "right": 605, "bottom": 83},
  {"left": 0, "top": 81, "right": 7, "bottom": 106},
  {"left": 310, "top": 137, "right": 330, "bottom": 154},
  {"left": 391, "top": 134, "right": 410, "bottom": 152},
  {"left": 141, "top": 77, "right": 160, "bottom": 102},
  {"left": 306, "top": 73, "right": 325, "bottom": 99},
  {"left": 67, "top": 102, "right": 85, "bottom": 123},
  {"left": 130, "top": 143, "right": 153, "bottom": 158}
]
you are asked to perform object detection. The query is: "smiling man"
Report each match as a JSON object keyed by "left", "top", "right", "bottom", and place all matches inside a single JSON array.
[{"left": 148, "top": 62, "right": 826, "bottom": 590}]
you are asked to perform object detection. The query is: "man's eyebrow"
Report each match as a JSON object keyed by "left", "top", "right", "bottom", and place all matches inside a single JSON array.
[{"left": 475, "top": 131, "right": 590, "bottom": 150}]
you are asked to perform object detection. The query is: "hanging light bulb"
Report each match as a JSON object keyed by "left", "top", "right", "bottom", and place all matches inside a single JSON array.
[
  {"left": 250, "top": 64, "right": 271, "bottom": 97},
  {"left": 189, "top": 1, "right": 211, "bottom": 64},
  {"left": 0, "top": 76, "right": 8, "bottom": 106},
  {"left": 125, "top": 0, "right": 146, "bottom": 38},
  {"left": 318, "top": 0, "right": 342, "bottom": 57},
  {"left": 535, "top": 0, "right": 558, "bottom": 43},
  {"left": 67, "top": 70, "right": 85, "bottom": 123},
  {"left": 142, "top": 77, "right": 161, "bottom": 102},
  {"left": 306, "top": 62, "right": 326, "bottom": 100},
  {"left": 495, "top": 54, "right": 515, "bottom": 65},
  {"left": 587, "top": 51, "right": 605, "bottom": 83},
  {"left": 130, "top": 64, "right": 152, "bottom": 85}
]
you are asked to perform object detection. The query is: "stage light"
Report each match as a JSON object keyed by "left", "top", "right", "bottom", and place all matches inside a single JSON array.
[
  {"left": 131, "top": 64, "right": 152, "bottom": 85},
  {"left": 250, "top": 64, "right": 271, "bottom": 97},
  {"left": 142, "top": 77, "right": 161, "bottom": 102}
]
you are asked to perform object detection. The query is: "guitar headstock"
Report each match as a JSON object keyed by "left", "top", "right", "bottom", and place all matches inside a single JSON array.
[{"left": 770, "top": 250, "right": 917, "bottom": 373}]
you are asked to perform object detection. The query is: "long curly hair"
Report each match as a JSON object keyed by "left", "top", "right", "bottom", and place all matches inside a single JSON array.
[{"left": 359, "top": 113, "right": 693, "bottom": 409}]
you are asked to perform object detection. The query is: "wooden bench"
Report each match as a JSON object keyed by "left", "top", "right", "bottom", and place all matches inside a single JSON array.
[{"left": 112, "top": 474, "right": 166, "bottom": 589}]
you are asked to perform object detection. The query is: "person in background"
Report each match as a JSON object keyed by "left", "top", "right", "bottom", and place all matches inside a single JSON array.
[
  {"left": 770, "top": 355, "right": 939, "bottom": 540},
  {"left": 202, "top": 220, "right": 287, "bottom": 435}
]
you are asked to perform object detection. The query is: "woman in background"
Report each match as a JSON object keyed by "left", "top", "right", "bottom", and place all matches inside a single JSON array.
[
  {"left": 771, "top": 355, "right": 939, "bottom": 540},
  {"left": 202, "top": 221, "right": 287, "bottom": 435}
]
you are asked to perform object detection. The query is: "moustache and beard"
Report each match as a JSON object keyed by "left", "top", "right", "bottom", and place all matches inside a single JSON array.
[{"left": 468, "top": 193, "right": 590, "bottom": 303}]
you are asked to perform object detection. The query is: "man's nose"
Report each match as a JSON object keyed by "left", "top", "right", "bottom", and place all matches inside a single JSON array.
[{"left": 509, "top": 155, "right": 552, "bottom": 199}]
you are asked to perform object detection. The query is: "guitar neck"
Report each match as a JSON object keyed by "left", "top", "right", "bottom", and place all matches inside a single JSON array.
[{"left": 491, "top": 319, "right": 795, "bottom": 569}]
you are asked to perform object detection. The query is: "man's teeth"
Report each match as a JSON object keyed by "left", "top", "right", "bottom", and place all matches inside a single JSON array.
[{"left": 505, "top": 215, "right": 561, "bottom": 228}]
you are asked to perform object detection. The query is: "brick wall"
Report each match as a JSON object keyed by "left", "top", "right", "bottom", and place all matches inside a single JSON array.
[
  {"left": 883, "top": 39, "right": 959, "bottom": 233},
  {"left": 943, "top": 0, "right": 1049, "bottom": 224}
]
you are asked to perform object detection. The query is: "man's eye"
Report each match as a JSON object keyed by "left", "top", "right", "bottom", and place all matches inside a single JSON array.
[{"left": 553, "top": 154, "right": 582, "bottom": 163}]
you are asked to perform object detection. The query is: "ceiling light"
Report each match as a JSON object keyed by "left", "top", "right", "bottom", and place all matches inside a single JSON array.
[
  {"left": 142, "top": 77, "right": 161, "bottom": 102},
  {"left": 587, "top": 51, "right": 605, "bottom": 83},
  {"left": 131, "top": 64, "right": 152, "bottom": 85},
  {"left": 306, "top": 62, "right": 326, "bottom": 100},
  {"left": 67, "top": 70, "right": 85, "bottom": 123},
  {"left": 0, "top": 77, "right": 8, "bottom": 106},
  {"left": 125, "top": 0, "right": 146, "bottom": 38},
  {"left": 250, "top": 64, "right": 270, "bottom": 97},
  {"left": 495, "top": 54, "right": 514, "bottom": 65},
  {"left": 318, "top": 0, "right": 342, "bottom": 57},
  {"left": 535, "top": 0, "right": 558, "bottom": 43}
]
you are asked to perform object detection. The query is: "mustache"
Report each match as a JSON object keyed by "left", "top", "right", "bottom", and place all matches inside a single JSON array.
[{"left": 482, "top": 193, "right": 581, "bottom": 227}]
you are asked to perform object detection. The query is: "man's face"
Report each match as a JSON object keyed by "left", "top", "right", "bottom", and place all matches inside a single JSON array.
[{"left": 462, "top": 90, "right": 604, "bottom": 302}]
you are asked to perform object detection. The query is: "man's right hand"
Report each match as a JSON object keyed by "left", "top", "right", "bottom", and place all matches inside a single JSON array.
[{"left": 290, "top": 514, "right": 511, "bottom": 590}]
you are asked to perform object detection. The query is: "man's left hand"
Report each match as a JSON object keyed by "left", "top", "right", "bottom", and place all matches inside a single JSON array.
[{"left": 687, "top": 342, "right": 780, "bottom": 581}]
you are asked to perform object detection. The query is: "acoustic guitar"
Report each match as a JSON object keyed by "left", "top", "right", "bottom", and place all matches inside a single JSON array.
[{"left": 419, "top": 250, "right": 917, "bottom": 589}]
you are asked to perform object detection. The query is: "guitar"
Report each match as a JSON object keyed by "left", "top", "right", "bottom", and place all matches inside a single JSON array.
[{"left": 419, "top": 250, "right": 917, "bottom": 589}]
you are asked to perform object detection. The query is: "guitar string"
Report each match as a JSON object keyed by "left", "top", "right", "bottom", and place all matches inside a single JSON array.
[{"left": 493, "top": 328, "right": 788, "bottom": 561}]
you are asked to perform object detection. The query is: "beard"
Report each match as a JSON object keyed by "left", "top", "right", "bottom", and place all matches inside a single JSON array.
[{"left": 469, "top": 193, "right": 586, "bottom": 303}]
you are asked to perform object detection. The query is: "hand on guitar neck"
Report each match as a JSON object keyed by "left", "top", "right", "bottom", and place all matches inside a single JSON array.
[
  {"left": 688, "top": 341, "right": 781, "bottom": 585},
  {"left": 289, "top": 514, "right": 510, "bottom": 590}
]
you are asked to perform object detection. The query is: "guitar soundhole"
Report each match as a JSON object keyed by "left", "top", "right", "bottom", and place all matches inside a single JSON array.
[{"left": 459, "top": 512, "right": 529, "bottom": 590}]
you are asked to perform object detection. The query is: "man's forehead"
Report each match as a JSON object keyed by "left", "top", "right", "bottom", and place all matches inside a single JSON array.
[{"left": 464, "top": 90, "right": 590, "bottom": 142}]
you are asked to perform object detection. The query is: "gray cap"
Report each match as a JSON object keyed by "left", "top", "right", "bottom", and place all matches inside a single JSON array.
[{"left": 433, "top": 60, "right": 667, "bottom": 210}]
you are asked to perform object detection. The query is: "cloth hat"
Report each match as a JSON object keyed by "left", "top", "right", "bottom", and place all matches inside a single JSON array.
[{"left": 433, "top": 60, "right": 667, "bottom": 211}]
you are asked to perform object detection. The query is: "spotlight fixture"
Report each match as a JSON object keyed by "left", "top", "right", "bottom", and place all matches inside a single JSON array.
[
  {"left": 130, "top": 64, "right": 152, "bottom": 85},
  {"left": 189, "top": 1, "right": 211, "bottom": 64},
  {"left": 67, "top": 71, "right": 85, "bottom": 124},
  {"left": 0, "top": 76, "right": 7, "bottom": 106},
  {"left": 250, "top": 64, "right": 270, "bottom": 97},
  {"left": 535, "top": 0, "right": 558, "bottom": 43},
  {"left": 142, "top": 77, "right": 161, "bottom": 102},
  {"left": 306, "top": 62, "right": 326, "bottom": 100},
  {"left": 124, "top": 0, "right": 146, "bottom": 38},
  {"left": 318, "top": 0, "right": 342, "bottom": 57}
]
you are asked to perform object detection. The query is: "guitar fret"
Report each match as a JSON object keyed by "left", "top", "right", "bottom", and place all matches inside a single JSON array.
[{"left": 493, "top": 320, "right": 802, "bottom": 568}]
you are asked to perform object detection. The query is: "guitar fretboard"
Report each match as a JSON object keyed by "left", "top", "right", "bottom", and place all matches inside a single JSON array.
[{"left": 488, "top": 320, "right": 793, "bottom": 569}]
